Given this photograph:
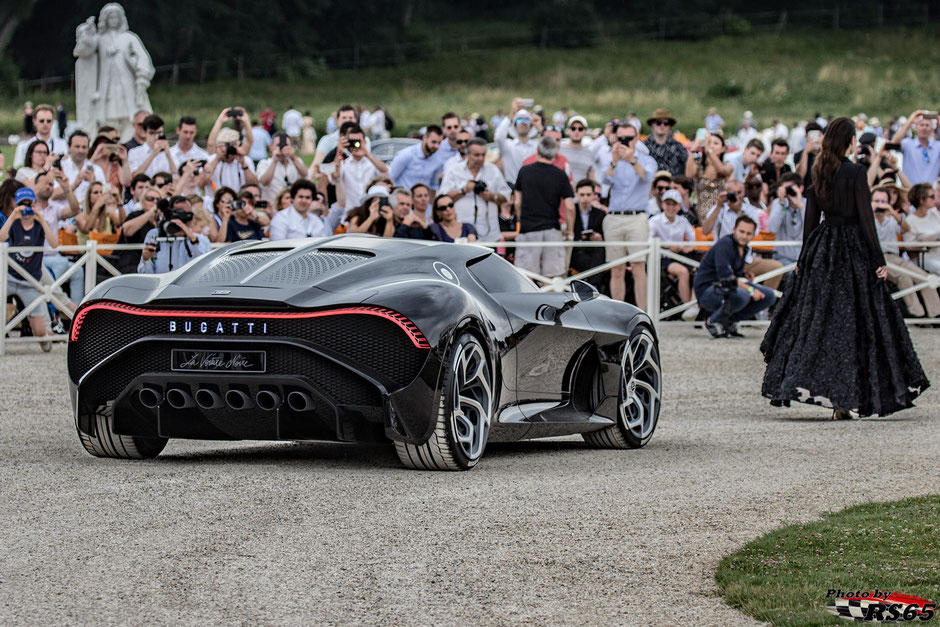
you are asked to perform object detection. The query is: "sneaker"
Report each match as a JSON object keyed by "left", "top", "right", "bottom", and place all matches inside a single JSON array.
[
  {"left": 51, "top": 320, "right": 66, "bottom": 335},
  {"left": 40, "top": 341, "right": 52, "bottom": 352},
  {"left": 755, "top": 310, "right": 769, "bottom": 321},
  {"left": 681, "top": 304, "right": 700, "bottom": 322},
  {"left": 705, "top": 318, "right": 726, "bottom": 338},
  {"left": 726, "top": 321, "right": 744, "bottom": 337}
]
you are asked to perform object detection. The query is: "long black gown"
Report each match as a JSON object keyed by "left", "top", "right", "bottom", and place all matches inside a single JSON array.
[{"left": 760, "top": 159, "right": 929, "bottom": 416}]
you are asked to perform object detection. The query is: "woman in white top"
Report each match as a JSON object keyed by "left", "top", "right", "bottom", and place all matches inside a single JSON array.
[
  {"left": 904, "top": 183, "right": 940, "bottom": 275},
  {"left": 14, "top": 141, "right": 52, "bottom": 185}
]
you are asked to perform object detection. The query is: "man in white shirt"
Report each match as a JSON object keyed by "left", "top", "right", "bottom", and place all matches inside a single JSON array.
[
  {"left": 439, "top": 137, "right": 511, "bottom": 241},
  {"left": 269, "top": 180, "right": 345, "bottom": 240},
  {"left": 703, "top": 181, "right": 760, "bottom": 239},
  {"left": 442, "top": 129, "right": 472, "bottom": 176},
  {"left": 249, "top": 120, "right": 272, "bottom": 163},
  {"left": 559, "top": 115, "right": 595, "bottom": 183},
  {"left": 313, "top": 105, "right": 370, "bottom": 180},
  {"left": 338, "top": 124, "right": 388, "bottom": 207},
  {"left": 203, "top": 127, "right": 257, "bottom": 190},
  {"left": 494, "top": 98, "right": 542, "bottom": 185},
  {"left": 368, "top": 106, "right": 386, "bottom": 140},
  {"left": 256, "top": 133, "right": 309, "bottom": 203},
  {"left": 281, "top": 106, "right": 304, "bottom": 144},
  {"left": 60, "top": 130, "right": 106, "bottom": 209},
  {"left": 14, "top": 104, "right": 67, "bottom": 168},
  {"left": 169, "top": 115, "right": 209, "bottom": 167},
  {"left": 129, "top": 114, "right": 176, "bottom": 178}
]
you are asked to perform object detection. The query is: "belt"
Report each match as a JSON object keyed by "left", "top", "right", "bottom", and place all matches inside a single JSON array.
[{"left": 608, "top": 209, "right": 646, "bottom": 215}]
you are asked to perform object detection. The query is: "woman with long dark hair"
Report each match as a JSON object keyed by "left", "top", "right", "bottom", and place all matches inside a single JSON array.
[{"left": 761, "top": 117, "right": 929, "bottom": 419}]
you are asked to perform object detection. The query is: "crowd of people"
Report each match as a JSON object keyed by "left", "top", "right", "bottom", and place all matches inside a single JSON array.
[{"left": 2, "top": 98, "right": 940, "bottom": 347}]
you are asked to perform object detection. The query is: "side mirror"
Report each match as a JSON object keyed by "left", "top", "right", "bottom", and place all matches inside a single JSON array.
[
  {"left": 553, "top": 280, "right": 600, "bottom": 321},
  {"left": 569, "top": 279, "right": 599, "bottom": 303}
]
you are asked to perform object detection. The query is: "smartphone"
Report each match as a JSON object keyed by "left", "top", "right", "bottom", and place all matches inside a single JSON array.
[
  {"left": 255, "top": 200, "right": 269, "bottom": 209},
  {"left": 519, "top": 98, "right": 534, "bottom": 109},
  {"left": 808, "top": 130, "right": 822, "bottom": 143},
  {"left": 158, "top": 133, "right": 166, "bottom": 141},
  {"left": 85, "top": 164, "right": 94, "bottom": 171},
  {"left": 227, "top": 108, "right": 243, "bottom": 118},
  {"left": 581, "top": 229, "right": 594, "bottom": 238},
  {"left": 884, "top": 142, "right": 901, "bottom": 151},
  {"left": 695, "top": 128, "right": 708, "bottom": 142},
  {"left": 102, "top": 182, "right": 111, "bottom": 193},
  {"left": 53, "top": 156, "right": 63, "bottom": 170},
  {"left": 922, "top": 111, "right": 939, "bottom": 119},
  {"left": 319, "top": 162, "right": 336, "bottom": 176}
]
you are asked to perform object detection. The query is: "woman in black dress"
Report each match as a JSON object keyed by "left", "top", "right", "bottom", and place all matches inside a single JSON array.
[{"left": 761, "top": 117, "right": 929, "bottom": 419}]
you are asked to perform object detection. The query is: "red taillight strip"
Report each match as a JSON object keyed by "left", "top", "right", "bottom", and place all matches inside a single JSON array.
[{"left": 70, "top": 302, "right": 431, "bottom": 349}]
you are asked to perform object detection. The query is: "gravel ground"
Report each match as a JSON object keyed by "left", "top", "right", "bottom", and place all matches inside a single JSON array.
[{"left": 1, "top": 326, "right": 937, "bottom": 626}]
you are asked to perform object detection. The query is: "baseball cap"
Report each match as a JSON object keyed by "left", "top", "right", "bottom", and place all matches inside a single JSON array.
[
  {"left": 217, "top": 128, "right": 240, "bottom": 144},
  {"left": 859, "top": 132, "right": 877, "bottom": 146},
  {"left": 14, "top": 187, "right": 37, "bottom": 205},
  {"left": 567, "top": 115, "right": 588, "bottom": 129},
  {"left": 662, "top": 189, "right": 682, "bottom": 204}
]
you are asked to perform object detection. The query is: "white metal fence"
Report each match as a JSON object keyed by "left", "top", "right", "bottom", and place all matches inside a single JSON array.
[{"left": 2, "top": 238, "right": 938, "bottom": 354}]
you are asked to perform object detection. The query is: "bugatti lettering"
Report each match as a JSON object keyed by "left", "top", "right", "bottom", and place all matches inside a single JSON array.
[{"left": 168, "top": 320, "right": 268, "bottom": 334}]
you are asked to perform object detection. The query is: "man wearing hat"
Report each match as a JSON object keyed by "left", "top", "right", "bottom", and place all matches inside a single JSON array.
[
  {"left": 649, "top": 188, "right": 699, "bottom": 321},
  {"left": 203, "top": 126, "right": 258, "bottom": 190},
  {"left": 644, "top": 108, "right": 688, "bottom": 177},
  {"left": 0, "top": 186, "right": 58, "bottom": 350},
  {"left": 646, "top": 170, "right": 673, "bottom": 216},
  {"left": 560, "top": 115, "right": 595, "bottom": 183},
  {"left": 494, "top": 98, "right": 543, "bottom": 185}
]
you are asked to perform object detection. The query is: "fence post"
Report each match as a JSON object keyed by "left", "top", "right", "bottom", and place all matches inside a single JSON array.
[
  {"left": 0, "top": 243, "right": 7, "bottom": 356},
  {"left": 84, "top": 240, "right": 98, "bottom": 298},
  {"left": 647, "top": 238, "right": 661, "bottom": 327}
]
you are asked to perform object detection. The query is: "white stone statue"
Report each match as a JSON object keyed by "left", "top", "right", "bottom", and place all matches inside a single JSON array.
[{"left": 73, "top": 3, "right": 154, "bottom": 141}]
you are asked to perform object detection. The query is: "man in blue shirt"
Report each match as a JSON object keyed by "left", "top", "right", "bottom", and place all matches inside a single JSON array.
[
  {"left": 693, "top": 215, "right": 776, "bottom": 337},
  {"left": 601, "top": 124, "right": 657, "bottom": 310},
  {"left": 389, "top": 125, "right": 444, "bottom": 191},
  {"left": 891, "top": 109, "right": 940, "bottom": 185}
]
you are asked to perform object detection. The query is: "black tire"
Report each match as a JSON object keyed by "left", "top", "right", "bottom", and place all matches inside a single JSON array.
[
  {"left": 583, "top": 326, "right": 661, "bottom": 449},
  {"left": 395, "top": 333, "right": 493, "bottom": 471},
  {"left": 78, "top": 403, "right": 168, "bottom": 459}
]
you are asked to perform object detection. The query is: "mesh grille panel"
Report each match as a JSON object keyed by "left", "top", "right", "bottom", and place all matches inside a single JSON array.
[
  {"left": 70, "top": 307, "right": 429, "bottom": 393},
  {"left": 192, "top": 251, "right": 284, "bottom": 284},
  {"left": 260, "top": 251, "right": 369, "bottom": 286}
]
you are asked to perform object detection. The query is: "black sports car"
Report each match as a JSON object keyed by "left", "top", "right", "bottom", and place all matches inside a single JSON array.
[{"left": 68, "top": 235, "right": 661, "bottom": 470}]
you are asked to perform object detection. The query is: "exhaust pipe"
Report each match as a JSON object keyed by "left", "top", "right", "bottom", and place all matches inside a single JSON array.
[
  {"left": 138, "top": 387, "right": 163, "bottom": 409},
  {"left": 225, "top": 389, "right": 254, "bottom": 410},
  {"left": 165, "top": 387, "right": 195, "bottom": 409},
  {"left": 195, "top": 388, "right": 225, "bottom": 410},
  {"left": 256, "top": 390, "right": 281, "bottom": 411},
  {"left": 286, "top": 391, "right": 315, "bottom": 412}
]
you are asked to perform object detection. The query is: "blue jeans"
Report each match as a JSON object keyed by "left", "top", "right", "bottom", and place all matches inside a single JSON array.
[
  {"left": 43, "top": 254, "right": 84, "bottom": 302},
  {"left": 696, "top": 282, "right": 776, "bottom": 324}
]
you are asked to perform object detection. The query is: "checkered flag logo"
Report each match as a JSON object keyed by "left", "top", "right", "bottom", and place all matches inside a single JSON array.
[
  {"left": 825, "top": 592, "right": 936, "bottom": 622},
  {"left": 827, "top": 597, "right": 882, "bottom": 621}
]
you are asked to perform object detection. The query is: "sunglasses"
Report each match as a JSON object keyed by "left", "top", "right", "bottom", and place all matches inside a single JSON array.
[
  {"left": 652, "top": 120, "right": 671, "bottom": 126},
  {"left": 144, "top": 195, "right": 160, "bottom": 201},
  {"left": 156, "top": 182, "right": 170, "bottom": 188},
  {"left": 436, "top": 202, "right": 455, "bottom": 210},
  {"left": 655, "top": 186, "right": 670, "bottom": 192},
  {"left": 515, "top": 118, "right": 531, "bottom": 124},
  {"left": 455, "top": 140, "right": 468, "bottom": 145},
  {"left": 923, "top": 147, "right": 931, "bottom": 164},
  {"left": 569, "top": 126, "right": 586, "bottom": 131},
  {"left": 747, "top": 182, "right": 763, "bottom": 188}
]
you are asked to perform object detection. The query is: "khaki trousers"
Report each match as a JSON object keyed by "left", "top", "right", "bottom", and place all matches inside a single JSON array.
[{"left": 885, "top": 253, "right": 940, "bottom": 318}]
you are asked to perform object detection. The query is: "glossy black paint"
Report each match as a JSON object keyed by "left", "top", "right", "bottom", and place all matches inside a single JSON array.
[{"left": 68, "top": 234, "right": 654, "bottom": 446}]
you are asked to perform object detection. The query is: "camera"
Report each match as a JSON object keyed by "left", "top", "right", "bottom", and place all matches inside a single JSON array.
[
  {"left": 726, "top": 191, "right": 738, "bottom": 204},
  {"left": 473, "top": 180, "right": 488, "bottom": 195},
  {"left": 227, "top": 108, "right": 243, "bottom": 118},
  {"left": 713, "top": 277, "right": 739, "bottom": 294},
  {"left": 225, "top": 142, "right": 238, "bottom": 157},
  {"left": 157, "top": 198, "right": 194, "bottom": 237},
  {"left": 874, "top": 208, "right": 888, "bottom": 213},
  {"left": 20, "top": 199, "right": 34, "bottom": 216},
  {"left": 378, "top": 197, "right": 392, "bottom": 210},
  {"left": 158, "top": 133, "right": 166, "bottom": 141},
  {"left": 52, "top": 156, "right": 63, "bottom": 170},
  {"left": 231, "top": 200, "right": 246, "bottom": 211},
  {"left": 276, "top": 134, "right": 289, "bottom": 148},
  {"left": 348, "top": 139, "right": 362, "bottom": 150},
  {"left": 785, "top": 186, "right": 798, "bottom": 197}
]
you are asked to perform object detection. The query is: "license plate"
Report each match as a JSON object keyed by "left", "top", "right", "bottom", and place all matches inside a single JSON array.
[{"left": 171, "top": 349, "right": 266, "bottom": 373}]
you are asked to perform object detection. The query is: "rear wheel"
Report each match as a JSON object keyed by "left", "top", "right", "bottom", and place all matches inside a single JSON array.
[
  {"left": 395, "top": 333, "right": 493, "bottom": 471},
  {"left": 583, "top": 326, "right": 661, "bottom": 449},
  {"left": 78, "top": 403, "right": 168, "bottom": 459}
]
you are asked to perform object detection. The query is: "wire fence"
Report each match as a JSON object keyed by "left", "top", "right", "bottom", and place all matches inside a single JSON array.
[{"left": 3, "top": 5, "right": 934, "bottom": 96}]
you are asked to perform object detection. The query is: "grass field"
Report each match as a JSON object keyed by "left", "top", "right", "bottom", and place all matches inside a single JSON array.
[
  {"left": 1, "top": 26, "right": 939, "bottom": 142},
  {"left": 716, "top": 496, "right": 940, "bottom": 626}
]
